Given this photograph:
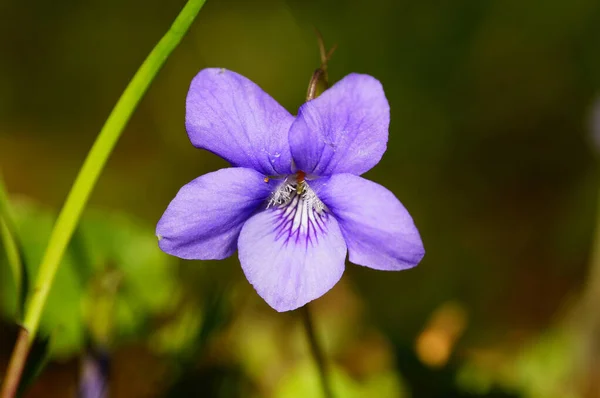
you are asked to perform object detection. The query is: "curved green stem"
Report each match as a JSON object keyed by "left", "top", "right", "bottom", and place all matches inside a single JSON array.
[
  {"left": 0, "top": 173, "right": 24, "bottom": 319},
  {"left": 0, "top": 1, "right": 206, "bottom": 396},
  {"left": 0, "top": 220, "right": 21, "bottom": 311},
  {"left": 24, "top": 0, "right": 206, "bottom": 338}
]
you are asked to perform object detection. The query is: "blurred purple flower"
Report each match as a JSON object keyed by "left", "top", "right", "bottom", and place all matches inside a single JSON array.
[
  {"left": 78, "top": 349, "right": 109, "bottom": 398},
  {"left": 157, "top": 68, "right": 424, "bottom": 311}
]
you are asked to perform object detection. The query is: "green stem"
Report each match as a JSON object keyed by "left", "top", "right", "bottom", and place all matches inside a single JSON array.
[
  {"left": 24, "top": 0, "right": 206, "bottom": 338},
  {"left": 300, "top": 305, "right": 334, "bottom": 398},
  {"left": 0, "top": 1, "right": 206, "bottom": 396},
  {"left": 0, "top": 220, "right": 21, "bottom": 311},
  {"left": 0, "top": 173, "right": 24, "bottom": 320}
]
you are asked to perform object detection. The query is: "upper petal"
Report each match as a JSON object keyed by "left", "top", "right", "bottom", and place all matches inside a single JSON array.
[
  {"left": 289, "top": 73, "right": 390, "bottom": 176},
  {"left": 186, "top": 68, "right": 295, "bottom": 175},
  {"left": 156, "top": 167, "right": 273, "bottom": 260},
  {"left": 238, "top": 193, "right": 347, "bottom": 312},
  {"left": 316, "top": 174, "right": 424, "bottom": 270}
]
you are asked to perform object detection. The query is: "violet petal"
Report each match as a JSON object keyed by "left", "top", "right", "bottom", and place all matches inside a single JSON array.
[
  {"left": 186, "top": 68, "right": 295, "bottom": 175},
  {"left": 316, "top": 173, "right": 424, "bottom": 270},
  {"left": 289, "top": 73, "right": 389, "bottom": 176},
  {"left": 238, "top": 206, "right": 347, "bottom": 312},
  {"left": 157, "top": 167, "right": 273, "bottom": 260}
]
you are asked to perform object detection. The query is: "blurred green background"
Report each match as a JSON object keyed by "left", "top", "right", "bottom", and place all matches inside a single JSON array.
[{"left": 2, "top": 0, "right": 600, "bottom": 396}]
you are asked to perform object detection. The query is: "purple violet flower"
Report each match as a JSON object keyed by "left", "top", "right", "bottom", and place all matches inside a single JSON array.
[{"left": 157, "top": 68, "right": 425, "bottom": 312}]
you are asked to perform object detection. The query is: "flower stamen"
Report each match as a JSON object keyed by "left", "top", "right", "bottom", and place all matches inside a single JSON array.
[
  {"left": 296, "top": 170, "right": 306, "bottom": 195},
  {"left": 266, "top": 175, "right": 328, "bottom": 247}
]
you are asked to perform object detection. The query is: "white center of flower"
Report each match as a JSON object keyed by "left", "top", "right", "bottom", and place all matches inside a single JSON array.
[{"left": 266, "top": 173, "right": 328, "bottom": 245}]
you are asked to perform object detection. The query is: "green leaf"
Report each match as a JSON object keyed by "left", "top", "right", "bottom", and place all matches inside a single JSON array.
[
  {"left": 79, "top": 209, "right": 179, "bottom": 342},
  {"left": 0, "top": 197, "right": 179, "bottom": 357},
  {"left": 0, "top": 174, "right": 29, "bottom": 320},
  {"left": 275, "top": 362, "right": 407, "bottom": 398}
]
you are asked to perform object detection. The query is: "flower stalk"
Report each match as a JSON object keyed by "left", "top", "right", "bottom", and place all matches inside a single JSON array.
[
  {"left": 0, "top": 1, "right": 206, "bottom": 396},
  {"left": 299, "top": 35, "right": 335, "bottom": 398},
  {"left": 300, "top": 305, "right": 334, "bottom": 398}
]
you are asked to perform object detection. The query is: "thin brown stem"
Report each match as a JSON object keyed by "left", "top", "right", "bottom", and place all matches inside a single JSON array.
[
  {"left": 314, "top": 28, "right": 328, "bottom": 66},
  {"left": 300, "top": 305, "right": 333, "bottom": 398},
  {"left": 0, "top": 328, "right": 30, "bottom": 398},
  {"left": 311, "top": 28, "right": 337, "bottom": 90},
  {"left": 306, "top": 68, "right": 326, "bottom": 101}
]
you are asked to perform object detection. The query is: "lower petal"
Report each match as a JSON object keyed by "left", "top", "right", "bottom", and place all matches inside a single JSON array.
[
  {"left": 316, "top": 174, "right": 424, "bottom": 270},
  {"left": 238, "top": 197, "right": 347, "bottom": 312},
  {"left": 156, "top": 167, "right": 273, "bottom": 260}
]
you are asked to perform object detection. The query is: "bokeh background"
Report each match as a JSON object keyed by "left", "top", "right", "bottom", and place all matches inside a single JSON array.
[{"left": 2, "top": 0, "right": 600, "bottom": 396}]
